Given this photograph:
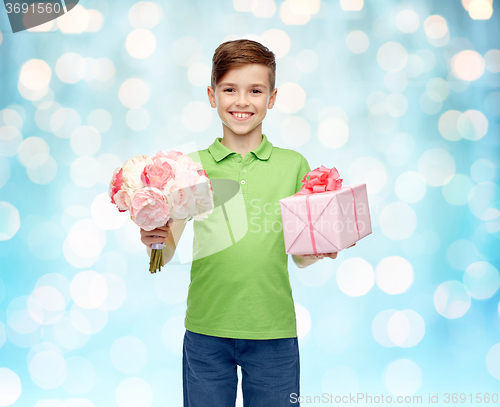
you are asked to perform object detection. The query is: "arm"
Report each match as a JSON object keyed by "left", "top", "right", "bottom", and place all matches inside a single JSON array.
[
  {"left": 291, "top": 244, "right": 356, "bottom": 269},
  {"left": 292, "top": 254, "right": 320, "bottom": 269},
  {"left": 143, "top": 217, "right": 188, "bottom": 265}
]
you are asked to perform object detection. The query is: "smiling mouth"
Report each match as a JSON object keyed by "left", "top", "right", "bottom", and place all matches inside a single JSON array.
[{"left": 230, "top": 112, "right": 254, "bottom": 119}]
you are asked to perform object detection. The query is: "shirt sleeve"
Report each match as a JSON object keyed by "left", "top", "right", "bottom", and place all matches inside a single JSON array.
[{"left": 296, "top": 154, "right": 312, "bottom": 194}]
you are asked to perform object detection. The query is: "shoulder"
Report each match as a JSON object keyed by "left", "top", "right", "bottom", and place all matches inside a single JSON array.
[{"left": 271, "top": 146, "right": 307, "bottom": 165}]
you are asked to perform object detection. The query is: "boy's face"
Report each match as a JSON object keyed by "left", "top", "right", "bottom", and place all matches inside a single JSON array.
[{"left": 207, "top": 64, "right": 277, "bottom": 138}]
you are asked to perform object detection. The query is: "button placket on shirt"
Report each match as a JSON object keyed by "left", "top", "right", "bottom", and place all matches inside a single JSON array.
[{"left": 235, "top": 155, "right": 246, "bottom": 187}]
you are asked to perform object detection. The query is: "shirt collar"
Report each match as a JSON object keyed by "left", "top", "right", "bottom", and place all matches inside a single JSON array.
[{"left": 208, "top": 133, "right": 273, "bottom": 162}]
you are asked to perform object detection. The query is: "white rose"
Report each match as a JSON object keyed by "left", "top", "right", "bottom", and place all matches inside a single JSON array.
[
  {"left": 121, "top": 154, "right": 152, "bottom": 191},
  {"left": 191, "top": 176, "right": 214, "bottom": 220},
  {"left": 164, "top": 176, "right": 196, "bottom": 219}
]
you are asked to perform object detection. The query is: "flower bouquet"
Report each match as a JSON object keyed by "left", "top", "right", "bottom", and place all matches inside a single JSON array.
[{"left": 109, "top": 150, "right": 214, "bottom": 273}]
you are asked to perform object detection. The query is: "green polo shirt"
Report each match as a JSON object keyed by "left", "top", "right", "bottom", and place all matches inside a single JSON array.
[{"left": 185, "top": 133, "right": 311, "bottom": 339}]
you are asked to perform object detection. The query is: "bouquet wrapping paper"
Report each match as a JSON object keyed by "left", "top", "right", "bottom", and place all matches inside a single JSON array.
[{"left": 279, "top": 166, "right": 371, "bottom": 255}]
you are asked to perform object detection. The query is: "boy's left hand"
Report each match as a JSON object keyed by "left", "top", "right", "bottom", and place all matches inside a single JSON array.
[{"left": 297, "top": 243, "right": 356, "bottom": 260}]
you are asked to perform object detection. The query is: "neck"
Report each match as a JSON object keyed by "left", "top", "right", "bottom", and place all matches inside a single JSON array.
[{"left": 220, "top": 125, "right": 263, "bottom": 158}]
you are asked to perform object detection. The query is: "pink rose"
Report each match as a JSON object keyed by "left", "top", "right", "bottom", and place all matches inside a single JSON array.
[
  {"left": 114, "top": 189, "right": 132, "bottom": 211},
  {"left": 174, "top": 155, "right": 202, "bottom": 179},
  {"left": 198, "top": 169, "right": 213, "bottom": 193},
  {"left": 141, "top": 158, "right": 174, "bottom": 190},
  {"left": 109, "top": 167, "right": 124, "bottom": 205},
  {"left": 131, "top": 187, "right": 170, "bottom": 231},
  {"left": 164, "top": 177, "right": 195, "bottom": 219},
  {"left": 296, "top": 165, "right": 343, "bottom": 195}
]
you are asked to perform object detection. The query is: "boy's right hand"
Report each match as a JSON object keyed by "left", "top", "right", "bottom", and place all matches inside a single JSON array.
[{"left": 140, "top": 221, "right": 171, "bottom": 248}]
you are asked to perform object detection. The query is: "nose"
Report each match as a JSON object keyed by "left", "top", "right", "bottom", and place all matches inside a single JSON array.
[{"left": 236, "top": 92, "right": 249, "bottom": 107}]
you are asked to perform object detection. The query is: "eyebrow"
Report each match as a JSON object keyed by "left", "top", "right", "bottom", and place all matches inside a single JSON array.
[{"left": 219, "top": 82, "right": 268, "bottom": 89}]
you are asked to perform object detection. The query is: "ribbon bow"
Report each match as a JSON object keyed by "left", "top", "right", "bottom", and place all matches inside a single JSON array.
[{"left": 295, "top": 165, "right": 343, "bottom": 195}]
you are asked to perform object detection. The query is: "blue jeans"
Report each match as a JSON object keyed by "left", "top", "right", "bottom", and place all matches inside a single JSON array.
[{"left": 182, "top": 329, "right": 300, "bottom": 407}]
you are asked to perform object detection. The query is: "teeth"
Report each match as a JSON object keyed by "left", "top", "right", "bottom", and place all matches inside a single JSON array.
[{"left": 233, "top": 113, "right": 252, "bottom": 118}]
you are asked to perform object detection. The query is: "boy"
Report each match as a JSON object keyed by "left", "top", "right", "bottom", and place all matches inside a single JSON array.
[{"left": 141, "top": 39, "right": 353, "bottom": 407}]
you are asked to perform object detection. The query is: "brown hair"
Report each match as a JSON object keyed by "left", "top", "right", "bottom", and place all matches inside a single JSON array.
[{"left": 211, "top": 39, "right": 276, "bottom": 92}]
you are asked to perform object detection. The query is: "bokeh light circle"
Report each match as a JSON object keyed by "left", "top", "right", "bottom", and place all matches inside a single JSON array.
[
  {"left": 19, "top": 59, "right": 51, "bottom": 91},
  {"left": 294, "top": 302, "right": 311, "bottom": 340},
  {"left": 119, "top": 78, "right": 150, "bottom": 109},
  {"left": 446, "top": 239, "right": 479, "bottom": 271},
  {"left": 50, "top": 107, "right": 81, "bottom": 139},
  {"left": 129, "top": 1, "right": 164, "bottom": 29},
  {"left": 438, "top": 110, "right": 462, "bottom": 141},
  {"left": 275, "top": 82, "right": 306, "bottom": 114},
  {"left": 346, "top": 30, "right": 369, "bottom": 54},
  {"left": 418, "top": 148, "right": 456, "bottom": 186},
  {"left": 18, "top": 137, "right": 49, "bottom": 170},
  {"left": 396, "top": 9, "right": 419, "bottom": 33},
  {"left": 115, "top": 377, "right": 153, "bottom": 407},
  {"left": 388, "top": 310, "right": 425, "bottom": 348},
  {"left": 318, "top": 117, "right": 349, "bottom": 149},
  {"left": 126, "top": 108, "right": 150, "bottom": 131},
  {"left": 91, "top": 193, "right": 128, "bottom": 230},
  {"left": 126, "top": 29, "right": 156, "bottom": 59},
  {"left": 458, "top": 110, "right": 488, "bottom": 141},
  {"left": 463, "top": 261, "right": 500, "bottom": 299},
  {"left": 348, "top": 156, "right": 387, "bottom": 195},
  {"left": 395, "top": 171, "right": 426, "bottom": 203},
  {"left": 377, "top": 42, "right": 408, "bottom": 72},
  {"left": 61, "top": 356, "right": 96, "bottom": 395},
  {"left": 468, "top": 182, "right": 500, "bottom": 221},
  {"left": 280, "top": 116, "right": 311, "bottom": 147},
  {"left": 434, "top": 280, "right": 471, "bottom": 319},
  {"left": 380, "top": 202, "right": 417, "bottom": 240},
  {"left": 0, "top": 126, "right": 23, "bottom": 157},
  {"left": 486, "top": 343, "right": 500, "bottom": 380},
  {"left": 69, "top": 156, "right": 101, "bottom": 188},
  {"left": 442, "top": 174, "right": 474, "bottom": 206},
  {"left": 56, "top": 53, "right": 86, "bottom": 84},
  {"left": 70, "top": 271, "right": 108, "bottom": 309},
  {"left": 336, "top": 258, "right": 374, "bottom": 297},
  {"left": 181, "top": 101, "right": 212, "bottom": 132},
  {"left": 0, "top": 201, "right": 20, "bottom": 241},
  {"left": 451, "top": 50, "right": 485, "bottom": 81},
  {"left": 0, "top": 368, "right": 22, "bottom": 405},
  {"left": 87, "top": 109, "right": 112, "bottom": 133},
  {"left": 28, "top": 350, "right": 67, "bottom": 389},
  {"left": 375, "top": 256, "right": 414, "bottom": 294},
  {"left": 261, "top": 29, "right": 291, "bottom": 59}
]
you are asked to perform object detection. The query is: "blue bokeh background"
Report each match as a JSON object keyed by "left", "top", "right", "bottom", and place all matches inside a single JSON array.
[{"left": 1, "top": 0, "right": 500, "bottom": 406}]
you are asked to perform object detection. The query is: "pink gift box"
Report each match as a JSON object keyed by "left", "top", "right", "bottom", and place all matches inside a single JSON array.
[{"left": 279, "top": 183, "right": 372, "bottom": 255}]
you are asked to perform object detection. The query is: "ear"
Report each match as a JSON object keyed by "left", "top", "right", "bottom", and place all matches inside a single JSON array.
[
  {"left": 268, "top": 88, "right": 278, "bottom": 109},
  {"left": 207, "top": 86, "right": 216, "bottom": 107}
]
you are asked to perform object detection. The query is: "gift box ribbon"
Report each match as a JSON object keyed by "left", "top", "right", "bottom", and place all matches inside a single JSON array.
[{"left": 296, "top": 166, "right": 361, "bottom": 254}]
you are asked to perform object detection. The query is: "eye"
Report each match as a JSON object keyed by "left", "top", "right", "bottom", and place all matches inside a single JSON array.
[
  {"left": 224, "top": 88, "right": 234, "bottom": 92},
  {"left": 252, "top": 89, "right": 262, "bottom": 94}
]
